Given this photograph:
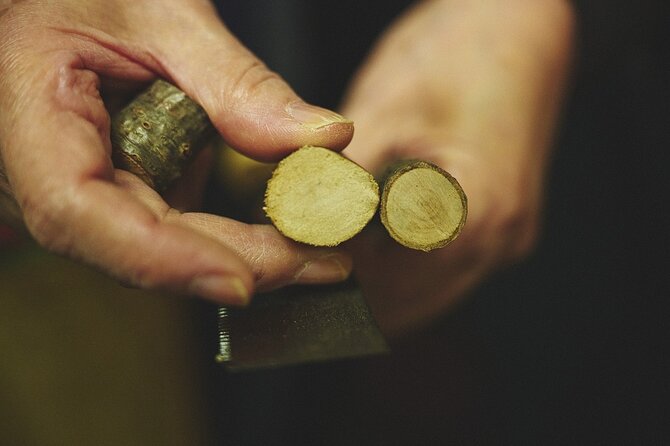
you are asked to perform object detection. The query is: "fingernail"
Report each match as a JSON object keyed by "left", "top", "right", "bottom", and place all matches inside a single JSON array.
[
  {"left": 189, "top": 275, "right": 250, "bottom": 305},
  {"left": 287, "top": 101, "right": 352, "bottom": 130},
  {"left": 294, "top": 254, "right": 352, "bottom": 284}
]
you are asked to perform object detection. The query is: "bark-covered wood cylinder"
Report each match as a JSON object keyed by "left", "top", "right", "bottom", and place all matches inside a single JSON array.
[
  {"left": 380, "top": 160, "right": 467, "bottom": 251},
  {"left": 111, "top": 80, "right": 214, "bottom": 191}
]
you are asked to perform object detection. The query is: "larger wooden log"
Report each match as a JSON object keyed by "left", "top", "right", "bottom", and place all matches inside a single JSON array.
[{"left": 263, "top": 146, "right": 380, "bottom": 247}]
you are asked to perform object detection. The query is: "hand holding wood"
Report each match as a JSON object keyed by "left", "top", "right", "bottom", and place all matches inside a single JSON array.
[{"left": 0, "top": 0, "right": 356, "bottom": 303}]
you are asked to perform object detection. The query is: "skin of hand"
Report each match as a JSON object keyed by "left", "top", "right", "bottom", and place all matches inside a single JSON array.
[
  {"left": 342, "top": 0, "right": 575, "bottom": 336},
  {"left": 0, "top": 0, "right": 355, "bottom": 305}
]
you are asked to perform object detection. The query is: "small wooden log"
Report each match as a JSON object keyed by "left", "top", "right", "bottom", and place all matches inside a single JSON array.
[
  {"left": 264, "top": 146, "right": 380, "bottom": 247},
  {"left": 380, "top": 160, "right": 467, "bottom": 251},
  {"left": 111, "top": 80, "right": 214, "bottom": 191}
]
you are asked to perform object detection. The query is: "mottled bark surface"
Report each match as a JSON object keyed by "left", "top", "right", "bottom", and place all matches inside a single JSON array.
[{"left": 111, "top": 80, "right": 214, "bottom": 191}]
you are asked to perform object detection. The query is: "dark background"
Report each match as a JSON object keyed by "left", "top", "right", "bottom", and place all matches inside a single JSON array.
[{"left": 206, "top": 1, "right": 669, "bottom": 444}]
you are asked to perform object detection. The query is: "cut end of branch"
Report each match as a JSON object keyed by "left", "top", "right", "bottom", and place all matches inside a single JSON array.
[
  {"left": 264, "top": 146, "right": 380, "bottom": 246},
  {"left": 381, "top": 161, "right": 467, "bottom": 252}
]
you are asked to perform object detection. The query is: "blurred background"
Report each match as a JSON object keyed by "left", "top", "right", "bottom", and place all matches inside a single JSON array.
[{"left": 1, "top": 0, "right": 668, "bottom": 444}]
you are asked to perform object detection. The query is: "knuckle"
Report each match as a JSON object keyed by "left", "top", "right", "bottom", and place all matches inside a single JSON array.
[
  {"left": 124, "top": 258, "right": 159, "bottom": 290},
  {"left": 246, "top": 225, "right": 296, "bottom": 287},
  {"left": 233, "top": 59, "right": 281, "bottom": 94},
  {"left": 245, "top": 225, "right": 272, "bottom": 283},
  {"left": 220, "top": 57, "right": 284, "bottom": 110},
  {"left": 20, "top": 187, "right": 74, "bottom": 254}
]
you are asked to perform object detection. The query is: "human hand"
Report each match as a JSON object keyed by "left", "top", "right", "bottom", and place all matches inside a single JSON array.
[
  {"left": 342, "top": 0, "right": 574, "bottom": 335},
  {"left": 0, "top": 0, "right": 354, "bottom": 304}
]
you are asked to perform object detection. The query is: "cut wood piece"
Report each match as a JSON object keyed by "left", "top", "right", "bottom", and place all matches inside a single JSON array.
[
  {"left": 264, "top": 146, "right": 380, "bottom": 246},
  {"left": 380, "top": 160, "right": 467, "bottom": 252},
  {"left": 111, "top": 79, "right": 214, "bottom": 191}
]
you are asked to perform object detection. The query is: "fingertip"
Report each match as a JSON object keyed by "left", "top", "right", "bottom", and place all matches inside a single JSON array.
[
  {"left": 285, "top": 101, "right": 351, "bottom": 130},
  {"left": 293, "top": 252, "right": 353, "bottom": 286},
  {"left": 188, "top": 274, "right": 253, "bottom": 306},
  {"left": 307, "top": 120, "right": 355, "bottom": 152},
  {"left": 285, "top": 101, "right": 354, "bottom": 152}
]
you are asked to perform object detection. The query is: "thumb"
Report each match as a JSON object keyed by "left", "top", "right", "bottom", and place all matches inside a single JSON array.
[{"left": 139, "top": 3, "right": 353, "bottom": 161}]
